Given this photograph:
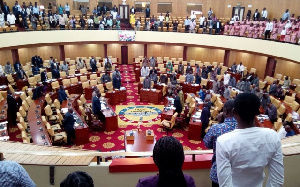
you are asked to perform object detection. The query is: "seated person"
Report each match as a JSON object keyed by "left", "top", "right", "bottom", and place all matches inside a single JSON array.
[
  {"left": 150, "top": 71, "right": 158, "bottom": 84},
  {"left": 282, "top": 76, "right": 291, "bottom": 89},
  {"left": 264, "top": 102, "right": 277, "bottom": 124},
  {"left": 58, "top": 85, "right": 68, "bottom": 103},
  {"left": 41, "top": 69, "right": 48, "bottom": 82},
  {"left": 0, "top": 161, "right": 36, "bottom": 186},
  {"left": 143, "top": 76, "right": 151, "bottom": 89},
  {"left": 136, "top": 136, "right": 195, "bottom": 187},
  {"left": 4, "top": 61, "right": 13, "bottom": 74},
  {"left": 275, "top": 84, "right": 284, "bottom": 100},
  {"left": 251, "top": 74, "right": 259, "bottom": 87},
  {"left": 228, "top": 75, "right": 236, "bottom": 87},
  {"left": 198, "top": 89, "right": 206, "bottom": 101},
  {"left": 269, "top": 81, "right": 278, "bottom": 96},
  {"left": 32, "top": 86, "right": 44, "bottom": 100},
  {"left": 236, "top": 78, "right": 245, "bottom": 91},
  {"left": 61, "top": 171, "right": 94, "bottom": 187},
  {"left": 261, "top": 92, "right": 271, "bottom": 110},
  {"left": 113, "top": 74, "right": 121, "bottom": 89},
  {"left": 285, "top": 125, "right": 295, "bottom": 137},
  {"left": 101, "top": 71, "right": 112, "bottom": 83}
]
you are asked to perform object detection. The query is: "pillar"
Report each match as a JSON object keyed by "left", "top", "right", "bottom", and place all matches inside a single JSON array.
[
  {"left": 104, "top": 44, "right": 107, "bottom": 57},
  {"left": 264, "top": 57, "right": 277, "bottom": 78},
  {"left": 183, "top": 46, "right": 187, "bottom": 61},
  {"left": 144, "top": 44, "right": 147, "bottom": 57},
  {"left": 59, "top": 45, "right": 65, "bottom": 61},
  {"left": 223, "top": 50, "right": 230, "bottom": 67},
  {"left": 11, "top": 49, "right": 19, "bottom": 63}
]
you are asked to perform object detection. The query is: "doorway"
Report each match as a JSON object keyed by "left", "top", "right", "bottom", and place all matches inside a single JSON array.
[
  {"left": 119, "top": 4, "right": 129, "bottom": 22},
  {"left": 232, "top": 7, "right": 245, "bottom": 21},
  {"left": 121, "top": 46, "right": 128, "bottom": 65}
]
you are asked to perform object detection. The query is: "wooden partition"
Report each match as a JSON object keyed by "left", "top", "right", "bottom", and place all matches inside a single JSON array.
[
  {"left": 228, "top": 51, "right": 268, "bottom": 79},
  {"left": 0, "top": 50, "right": 13, "bottom": 66},
  {"left": 64, "top": 44, "right": 105, "bottom": 60},
  {"left": 147, "top": 44, "right": 184, "bottom": 59},
  {"left": 128, "top": 44, "right": 144, "bottom": 64},
  {"left": 275, "top": 59, "right": 300, "bottom": 80},
  {"left": 18, "top": 46, "right": 60, "bottom": 64},
  {"left": 186, "top": 47, "right": 225, "bottom": 64}
]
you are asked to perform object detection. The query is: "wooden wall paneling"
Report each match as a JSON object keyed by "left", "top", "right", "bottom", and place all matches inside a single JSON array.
[
  {"left": 0, "top": 50, "right": 13, "bottom": 66},
  {"left": 128, "top": 44, "right": 144, "bottom": 64},
  {"left": 18, "top": 46, "right": 60, "bottom": 65},
  {"left": 228, "top": 51, "right": 267, "bottom": 79},
  {"left": 107, "top": 44, "right": 122, "bottom": 64},
  {"left": 147, "top": 44, "right": 183, "bottom": 59},
  {"left": 186, "top": 47, "right": 225, "bottom": 63},
  {"left": 275, "top": 59, "right": 300, "bottom": 80},
  {"left": 64, "top": 44, "right": 105, "bottom": 60}
]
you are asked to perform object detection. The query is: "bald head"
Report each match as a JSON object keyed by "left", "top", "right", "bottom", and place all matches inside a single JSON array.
[
  {"left": 223, "top": 99, "right": 234, "bottom": 118},
  {"left": 68, "top": 107, "right": 73, "bottom": 114}
]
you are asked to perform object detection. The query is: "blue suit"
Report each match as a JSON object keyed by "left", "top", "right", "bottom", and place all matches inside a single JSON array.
[
  {"left": 200, "top": 106, "right": 211, "bottom": 138},
  {"left": 58, "top": 88, "right": 67, "bottom": 103},
  {"left": 92, "top": 96, "right": 101, "bottom": 115}
]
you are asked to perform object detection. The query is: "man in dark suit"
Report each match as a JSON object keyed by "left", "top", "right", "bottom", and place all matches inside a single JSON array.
[
  {"left": 63, "top": 107, "right": 76, "bottom": 145},
  {"left": 200, "top": 102, "right": 211, "bottom": 138},
  {"left": 7, "top": 90, "right": 17, "bottom": 127},
  {"left": 90, "top": 57, "right": 97, "bottom": 72},
  {"left": 32, "top": 64, "right": 40, "bottom": 75},
  {"left": 58, "top": 85, "right": 68, "bottom": 103},
  {"left": 130, "top": 6, "right": 135, "bottom": 14},
  {"left": 173, "top": 93, "right": 182, "bottom": 115},
  {"left": 253, "top": 9, "right": 260, "bottom": 21},
  {"left": 17, "top": 66, "right": 28, "bottom": 80},
  {"left": 112, "top": 5, "right": 118, "bottom": 13},
  {"left": 41, "top": 70, "right": 47, "bottom": 82},
  {"left": 178, "top": 62, "right": 184, "bottom": 75},
  {"left": 113, "top": 74, "right": 121, "bottom": 89},
  {"left": 92, "top": 93, "right": 106, "bottom": 122},
  {"left": 31, "top": 55, "right": 38, "bottom": 66},
  {"left": 215, "top": 19, "right": 221, "bottom": 34},
  {"left": 37, "top": 56, "right": 43, "bottom": 68},
  {"left": 2, "top": 2, "right": 10, "bottom": 21},
  {"left": 14, "top": 61, "right": 21, "bottom": 72},
  {"left": 145, "top": 6, "right": 150, "bottom": 18},
  {"left": 185, "top": 63, "right": 193, "bottom": 74},
  {"left": 160, "top": 74, "right": 168, "bottom": 84},
  {"left": 101, "top": 4, "right": 108, "bottom": 15},
  {"left": 149, "top": 67, "right": 157, "bottom": 75}
]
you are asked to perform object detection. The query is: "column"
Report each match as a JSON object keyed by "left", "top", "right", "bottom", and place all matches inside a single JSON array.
[
  {"left": 11, "top": 49, "right": 19, "bottom": 63},
  {"left": 144, "top": 44, "right": 147, "bottom": 57},
  {"left": 183, "top": 46, "right": 187, "bottom": 61},
  {"left": 104, "top": 44, "right": 107, "bottom": 57},
  {"left": 264, "top": 57, "right": 276, "bottom": 78},
  {"left": 59, "top": 45, "right": 65, "bottom": 61},
  {"left": 223, "top": 50, "right": 230, "bottom": 67}
]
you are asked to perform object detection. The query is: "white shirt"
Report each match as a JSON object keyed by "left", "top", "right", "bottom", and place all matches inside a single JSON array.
[
  {"left": 111, "top": 11, "right": 117, "bottom": 19},
  {"left": 64, "top": 5, "right": 70, "bottom": 11},
  {"left": 278, "top": 126, "right": 287, "bottom": 139},
  {"left": 190, "top": 14, "right": 196, "bottom": 19},
  {"left": 223, "top": 74, "right": 230, "bottom": 85},
  {"left": 233, "top": 15, "right": 239, "bottom": 21},
  {"left": 281, "top": 29, "right": 286, "bottom": 35},
  {"left": 216, "top": 127, "right": 284, "bottom": 187},
  {"left": 265, "top": 22, "right": 273, "bottom": 31},
  {"left": 236, "top": 64, "right": 244, "bottom": 72},
  {"left": 159, "top": 16, "right": 164, "bottom": 22},
  {"left": 199, "top": 16, "right": 205, "bottom": 25},
  {"left": 261, "top": 10, "right": 268, "bottom": 18},
  {"left": 7, "top": 14, "right": 16, "bottom": 24},
  {"left": 32, "top": 6, "right": 39, "bottom": 14},
  {"left": 141, "top": 67, "right": 150, "bottom": 77}
]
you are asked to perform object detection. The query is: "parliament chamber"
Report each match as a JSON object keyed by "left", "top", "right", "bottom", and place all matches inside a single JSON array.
[{"left": 1, "top": 7, "right": 300, "bottom": 185}]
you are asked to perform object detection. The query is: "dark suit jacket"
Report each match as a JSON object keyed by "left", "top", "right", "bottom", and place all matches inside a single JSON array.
[
  {"left": 130, "top": 8, "right": 135, "bottom": 14},
  {"left": 17, "top": 70, "right": 27, "bottom": 80},
  {"left": 20, "top": 11, "right": 27, "bottom": 19},
  {"left": 41, "top": 71, "right": 47, "bottom": 82},
  {"left": 101, "top": 6, "right": 108, "bottom": 14},
  {"left": 7, "top": 94, "right": 17, "bottom": 113},
  {"left": 178, "top": 65, "right": 184, "bottom": 74},
  {"left": 200, "top": 107, "right": 210, "bottom": 124},
  {"left": 186, "top": 66, "right": 193, "bottom": 74},
  {"left": 145, "top": 8, "right": 150, "bottom": 17},
  {"left": 113, "top": 76, "right": 121, "bottom": 89},
  {"left": 14, "top": 62, "right": 21, "bottom": 72},
  {"left": 31, "top": 56, "right": 37, "bottom": 66},
  {"left": 174, "top": 96, "right": 182, "bottom": 114},
  {"left": 150, "top": 69, "right": 157, "bottom": 75},
  {"left": 160, "top": 74, "right": 168, "bottom": 84},
  {"left": 112, "top": 7, "right": 118, "bottom": 13},
  {"left": 37, "top": 58, "right": 43, "bottom": 68},
  {"left": 2, "top": 5, "right": 10, "bottom": 15},
  {"left": 253, "top": 12, "right": 260, "bottom": 20},
  {"left": 63, "top": 112, "right": 75, "bottom": 131},
  {"left": 58, "top": 88, "right": 67, "bottom": 103},
  {"left": 92, "top": 96, "right": 101, "bottom": 115}
]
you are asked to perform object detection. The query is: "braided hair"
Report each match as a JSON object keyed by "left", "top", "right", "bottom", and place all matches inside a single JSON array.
[
  {"left": 60, "top": 171, "right": 94, "bottom": 187},
  {"left": 153, "top": 136, "right": 187, "bottom": 187}
]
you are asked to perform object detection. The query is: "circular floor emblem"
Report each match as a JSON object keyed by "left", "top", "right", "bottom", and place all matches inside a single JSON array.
[{"left": 118, "top": 106, "right": 162, "bottom": 123}]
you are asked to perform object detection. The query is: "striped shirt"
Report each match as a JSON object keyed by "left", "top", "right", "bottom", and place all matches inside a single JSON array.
[{"left": 0, "top": 161, "right": 36, "bottom": 187}]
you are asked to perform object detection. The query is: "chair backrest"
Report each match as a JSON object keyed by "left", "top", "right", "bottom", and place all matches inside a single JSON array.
[
  {"left": 170, "top": 112, "right": 178, "bottom": 128},
  {"left": 80, "top": 68, "right": 87, "bottom": 74},
  {"left": 22, "top": 100, "right": 29, "bottom": 111},
  {"left": 19, "top": 106, "right": 26, "bottom": 117},
  {"left": 278, "top": 105, "right": 286, "bottom": 116},
  {"left": 273, "top": 99, "right": 281, "bottom": 108},
  {"left": 8, "top": 84, "right": 15, "bottom": 94},
  {"left": 90, "top": 80, "right": 97, "bottom": 86},
  {"left": 17, "top": 123, "right": 25, "bottom": 132},
  {"left": 90, "top": 74, "right": 97, "bottom": 80},
  {"left": 20, "top": 92, "right": 27, "bottom": 101},
  {"left": 69, "top": 69, "right": 75, "bottom": 75},
  {"left": 62, "top": 79, "right": 71, "bottom": 87},
  {"left": 106, "top": 82, "right": 113, "bottom": 90},
  {"left": 80, "top": 94, "right": 86, "bottom": 104},
  {"left": 45, "top": 105, "right": 53, "bottom": 116},
  {"left": 79, "top": 106, "right": 86, "bottom": 118},
  {"left": 70, "top": 77, "right": 78, "bottom": 84},
  {"left": 275, "top": 74, "right": 283, "bottom": 80},
  {"left": 274, "top": 118, "right": 283, "bottom": 131},
  {"left": 47, "top": 127, "right": 55, "bottom": 137},
  {"left": 82, "top": 81, "right": 90, "bottom": 89},
  {"left": 45, "top": 94, "right": 52, "bottom": 104},
  {"left": 42, "top": 116, "right": 47, "bottom": 124},
  {"left": 51, "top": 81, "right": 60, "bottom": 90},
  {"left": 60, "top": 71, "right": 67, "bottom": 78},
  {"left": 291, "top": 101, "right": 300, "bottom": 111},
  {"left": 54, "top": 99, "right": 60, "bottom": 109},
  {"left": 25, "top": 96, "right": 33, "bottom": 105},
  {"left": 77, "top": 100, "right": 83, "bottom": 107},
  {"left": 80, "top": 76, "right": 88, "bottom": 82}
]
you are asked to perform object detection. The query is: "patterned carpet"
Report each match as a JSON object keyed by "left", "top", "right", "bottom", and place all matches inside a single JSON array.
[{"left": 9, "top": 64, "right": 207, "bottom": 152}]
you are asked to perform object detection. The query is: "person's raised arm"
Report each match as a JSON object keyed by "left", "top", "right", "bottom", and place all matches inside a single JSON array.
[{"left": 216, "top": 140, "right": 233, "bottom": 186}]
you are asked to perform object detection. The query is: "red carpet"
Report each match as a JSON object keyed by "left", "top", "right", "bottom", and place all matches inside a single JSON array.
[{"left": 9, "top": 65, "right": 207, "bottom": 152}]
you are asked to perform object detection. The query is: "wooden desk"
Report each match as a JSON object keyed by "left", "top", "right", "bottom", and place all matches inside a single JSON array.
[
  {"left": 140, "top": 89, "right": 163, "bottom": 104},
  {"left": 84, "top": 86, "right": 94, "bottom": 100},
  {"left": 228, "top": 72, "right": 242, "bottom": 82},
  {"left": 16, "top": 79, "right": 29, "bottom": 90},
  {"left": 27, "top": 96, "right": 53, "bottom": 146},
  {"left": 0, "top": 76, "right": 8, "bottom": 86},
  {"left": 61, "top": 94, "right": 89, "bottom": 145},
  {"left": 105, "top": 90, "right": 127, "bottom": 105},
  {"left": 188, "top": 103, "right": 204, "bottom": 141},
  {"left": 125, "top": 130, "right": 156, "bottom": 152},
  {"left": 181, "top": 83, "right": 201, "bottom": 95},
  {"left": 101, "top": 102, "right": 118, "bottom": 132}
]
